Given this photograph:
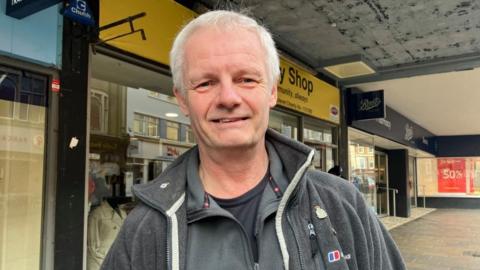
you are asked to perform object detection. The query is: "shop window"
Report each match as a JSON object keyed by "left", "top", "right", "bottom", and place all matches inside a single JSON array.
[
  {"left": 269, "top": 109, "right": 298, "bottom": 140},
  {"left": 303, "top": 117, "right": 338, "bottom": 172},
  {"left": 0, "top": 73, "right": 17, "bottom": 118},
  {"left": 304, "top": 129, "right": 322, "bottom": 141},
  {"left": 0, "top": 72, "right": 46, "bottom": 122},
  {"left": 358, "top": 157, "right": 367, "bottom": 169},
  {"left": 90, "top": 90, "right": 109, "bottom": 133},
  {"left": 166, "top": 121, "right": 179, "bottom": 141},
  {"left": 368, "top": 158, "right": 375, "bottom": 169},
  {"left": 323, "top": 129, "right": 332, "bottom": 144},
  {"left": 133, "top": 113, "right": 158, "bottom": 137},
  {"left": 417, "top": 157, "right": 480, "bottom": 196},
  {"left": 0, "top": 67, "right": 48, "bottom": 270}
]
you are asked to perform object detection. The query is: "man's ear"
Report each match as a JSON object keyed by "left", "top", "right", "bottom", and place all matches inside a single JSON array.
[
  {"left": 269, "top": 84, "right": 278, "bottom": 108},
  {"left": 174, "top": 88, "right": 190, "bottom": 116}
]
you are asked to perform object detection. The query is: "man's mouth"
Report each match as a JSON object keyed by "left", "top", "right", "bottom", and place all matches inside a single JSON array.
[{"left": 211, "top": 117, "right": 248, "bottom": 123}]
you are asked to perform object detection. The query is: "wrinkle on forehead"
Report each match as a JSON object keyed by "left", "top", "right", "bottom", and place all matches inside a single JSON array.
[{"left": 182, "top": 26, "right": 268, "bottom": 85}]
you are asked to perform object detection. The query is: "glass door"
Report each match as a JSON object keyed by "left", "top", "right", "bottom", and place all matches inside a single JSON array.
[
  {"left": 376, "top": 151, "right": 389, "bottom": 217},
  {"left": 348, "top": 131, "right": 376, "bottom": 213},
  {"left": 409, "top": 156, "right": 417, "bottom": 207}
]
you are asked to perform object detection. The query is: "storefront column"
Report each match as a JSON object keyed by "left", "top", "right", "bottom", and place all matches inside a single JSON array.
[
  {"left": 387, "top": 149, "right": 410, "bottom": 217},
  {"left": 338, "top": 87, "right": 350, "bottom": 179},
  {"left": 54, "top": 17, "right": 93, "bottom": 270}
]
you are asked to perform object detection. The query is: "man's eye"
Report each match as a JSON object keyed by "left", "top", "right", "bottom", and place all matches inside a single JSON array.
[
  {"left": 239, "top": 78, "right": 258, "bottom": 84},
  {"left": 195, "top": 81, "right": 213, "bottom": 90}
]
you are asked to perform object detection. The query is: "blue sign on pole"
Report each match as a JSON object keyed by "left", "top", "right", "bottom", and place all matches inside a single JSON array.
[
  {"left": 62, "top": 0, "right": 95, "bottom": 26},
  {"left": 6, "top": 0, "right": 62, "bottom": 19}
]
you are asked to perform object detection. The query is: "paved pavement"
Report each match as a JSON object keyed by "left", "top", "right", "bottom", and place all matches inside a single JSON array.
[
  {"left": 389, "top": 209, "right": 480, "bottom": 270},
  {"left": 381, "top": 207, "right": 436, "bottom": 231}
]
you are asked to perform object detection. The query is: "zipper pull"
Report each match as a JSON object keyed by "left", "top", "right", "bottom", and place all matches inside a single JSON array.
[{"left": 308, "top": 222, "right": 319, "bottom": 257}]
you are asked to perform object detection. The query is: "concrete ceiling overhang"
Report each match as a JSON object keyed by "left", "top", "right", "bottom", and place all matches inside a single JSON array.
[
  {"left": 199, "top": 0, "right": 480, "bottom": 83},
  {"left": 193, "top": 0, "right": 480, "bottom": 137}
]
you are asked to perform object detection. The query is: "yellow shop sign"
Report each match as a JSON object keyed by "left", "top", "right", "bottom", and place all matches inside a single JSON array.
[
  {"left": 278, "top": 57, "right": 340, "bottom": 124},
  {"left": 100, "top": 0, "right": 196, "bottom": 66}
]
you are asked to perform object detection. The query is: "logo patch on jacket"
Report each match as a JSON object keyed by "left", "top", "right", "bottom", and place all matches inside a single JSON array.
[{"left": 328, "top": 250, "right": 341, "bottom": 263}]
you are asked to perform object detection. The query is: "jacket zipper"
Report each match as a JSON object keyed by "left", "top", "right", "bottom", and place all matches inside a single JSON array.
[
  {"left": 166, "top": 217, "right": 172, "bottom": 270},
  {"left": 287, "top": 211, "right": 307, "bottom": 270},
  {"left": 307, "top": 222, "right": 319, "bottom": 257},
  {"left": 233, "top": 217, "right": 257, "bottom": 270}
]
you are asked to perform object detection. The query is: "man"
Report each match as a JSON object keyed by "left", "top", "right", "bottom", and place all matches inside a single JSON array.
[
  {"left": 327, "top": 165, "right": 343, "bottom": 177},
  {"left": 102, "top": 10, "right": 406, "bottom": 270}
]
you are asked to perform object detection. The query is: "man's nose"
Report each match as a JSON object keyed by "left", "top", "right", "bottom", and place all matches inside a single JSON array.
[{"left": 216, "top": 80, "right": 242, "bottom": 108}]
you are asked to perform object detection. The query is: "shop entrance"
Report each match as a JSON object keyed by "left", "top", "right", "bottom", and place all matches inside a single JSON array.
[
  {"left": 409, "top": 156, "right": 418, "bottom": 208},
  {"left": 375, "top": 151, "right": 389, "bottom": 217}
]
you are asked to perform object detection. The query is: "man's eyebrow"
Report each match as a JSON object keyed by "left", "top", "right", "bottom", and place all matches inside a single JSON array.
[{"left": 233, "top": 68, "right": 263, "bottom": 77}]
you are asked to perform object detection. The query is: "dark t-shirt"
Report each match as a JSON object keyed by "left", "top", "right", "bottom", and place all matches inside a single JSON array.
[{"left": 211, "top": 172, "right": 268, "bottom": 262}]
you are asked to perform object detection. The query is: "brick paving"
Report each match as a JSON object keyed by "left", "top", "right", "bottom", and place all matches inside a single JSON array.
[{"left": 389, "top": 209, "right": 480, "bottom": 270}]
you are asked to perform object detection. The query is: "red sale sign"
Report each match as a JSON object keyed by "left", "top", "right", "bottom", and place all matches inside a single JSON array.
[{"left": 437, "top": 158, "right": 466, "bottom": 193}]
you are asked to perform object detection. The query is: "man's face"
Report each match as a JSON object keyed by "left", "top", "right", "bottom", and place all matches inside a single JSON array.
[{"left": 175, "top": 27, "right": 277, "bottom": 152}]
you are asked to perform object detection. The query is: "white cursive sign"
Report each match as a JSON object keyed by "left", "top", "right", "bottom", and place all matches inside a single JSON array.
[{"left": 359, "top": 97, "right": 382, "bottom": 111}]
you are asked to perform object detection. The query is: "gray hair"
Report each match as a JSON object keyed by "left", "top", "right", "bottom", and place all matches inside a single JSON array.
[{"left": 169, "top": 10, "right": 280, "bottom": 95}]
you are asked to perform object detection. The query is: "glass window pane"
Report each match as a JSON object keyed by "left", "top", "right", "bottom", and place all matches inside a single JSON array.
[
  {"left": 0, "top": 74, "right": 17, "bottom": 102},
  {"left": 269, "top": 110, "right": 298, "bottom": 140},
  {"left": 19, "top": 94, "right": 29, "bottom": 120},
  {"left": 166, "top": 121, "right": 179, "bottom": 141},
  {"left": 0, "top": 70, "right": 47, "bottom": 270},
  {"left": 90, "top": 97, "right": 102, "bottom": 132},
  {"left": 148, "top": 117, "right": 158, "bottom": 137}
]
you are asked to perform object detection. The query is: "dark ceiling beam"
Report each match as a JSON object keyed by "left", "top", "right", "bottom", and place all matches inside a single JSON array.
[{"left": 338, "top": 52, "right": 480, "bottom": 86}]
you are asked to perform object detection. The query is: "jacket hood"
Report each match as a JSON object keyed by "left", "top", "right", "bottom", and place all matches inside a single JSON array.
[{"left": 132, "top": 128, "right": 314, "bottom": 213}]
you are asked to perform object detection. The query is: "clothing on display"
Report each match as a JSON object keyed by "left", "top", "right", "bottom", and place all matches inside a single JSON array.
[{"left": 87, "top": 200, "right": 127, "bottom": 270}]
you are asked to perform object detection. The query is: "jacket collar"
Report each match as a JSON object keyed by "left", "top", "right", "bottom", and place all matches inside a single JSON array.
[{"left": 132, "top": 128, "right": 313, "bottom": 214}]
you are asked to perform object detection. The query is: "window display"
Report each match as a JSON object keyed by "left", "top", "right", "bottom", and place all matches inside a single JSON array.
[
  {"left": 87, "top": 200, "right": 128, "bottom": 270},
  {"left": 0, "top": 67, "right": 48, "bottom": 270},
  {"left": 417, "top": 157, "right": 480, "bottom": 197},
  {"left": 88, "top": 54, "right": 198, "bottom": 268}
]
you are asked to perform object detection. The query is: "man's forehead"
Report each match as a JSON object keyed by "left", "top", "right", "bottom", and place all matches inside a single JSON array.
[
  {"left": 186, "top": 26, "right": 259, "bottom": 46},
  {"left": 183, "top": 27, "right": 264, "bottom": 63}
]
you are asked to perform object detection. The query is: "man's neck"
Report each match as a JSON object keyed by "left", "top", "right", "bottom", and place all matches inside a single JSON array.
[{"left": 198, "top": 143, "right": 269, "bottom": 199}]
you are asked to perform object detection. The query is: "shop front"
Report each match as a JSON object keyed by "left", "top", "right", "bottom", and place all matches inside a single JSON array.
[
  {"left": 346, "top": 89, "right": 436, "bottom": 217},
  {"left": 272, "top": 57, "right": 340, "bottom": 172},
  {"left": 81, "top": 1, "right": 200, "bottom": 269},
  {"left": 0, "top": 1, "right": 62, "bottom": 270}
]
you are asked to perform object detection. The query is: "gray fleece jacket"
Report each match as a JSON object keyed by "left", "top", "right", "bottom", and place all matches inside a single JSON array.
[{"left": 101, "top": 129, "right": 406, "bottom": 270}]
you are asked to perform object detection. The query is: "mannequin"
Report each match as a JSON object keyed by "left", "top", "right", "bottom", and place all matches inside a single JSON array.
[{"left": 87, "top": 198, "right": 127, "bottom": 270}]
